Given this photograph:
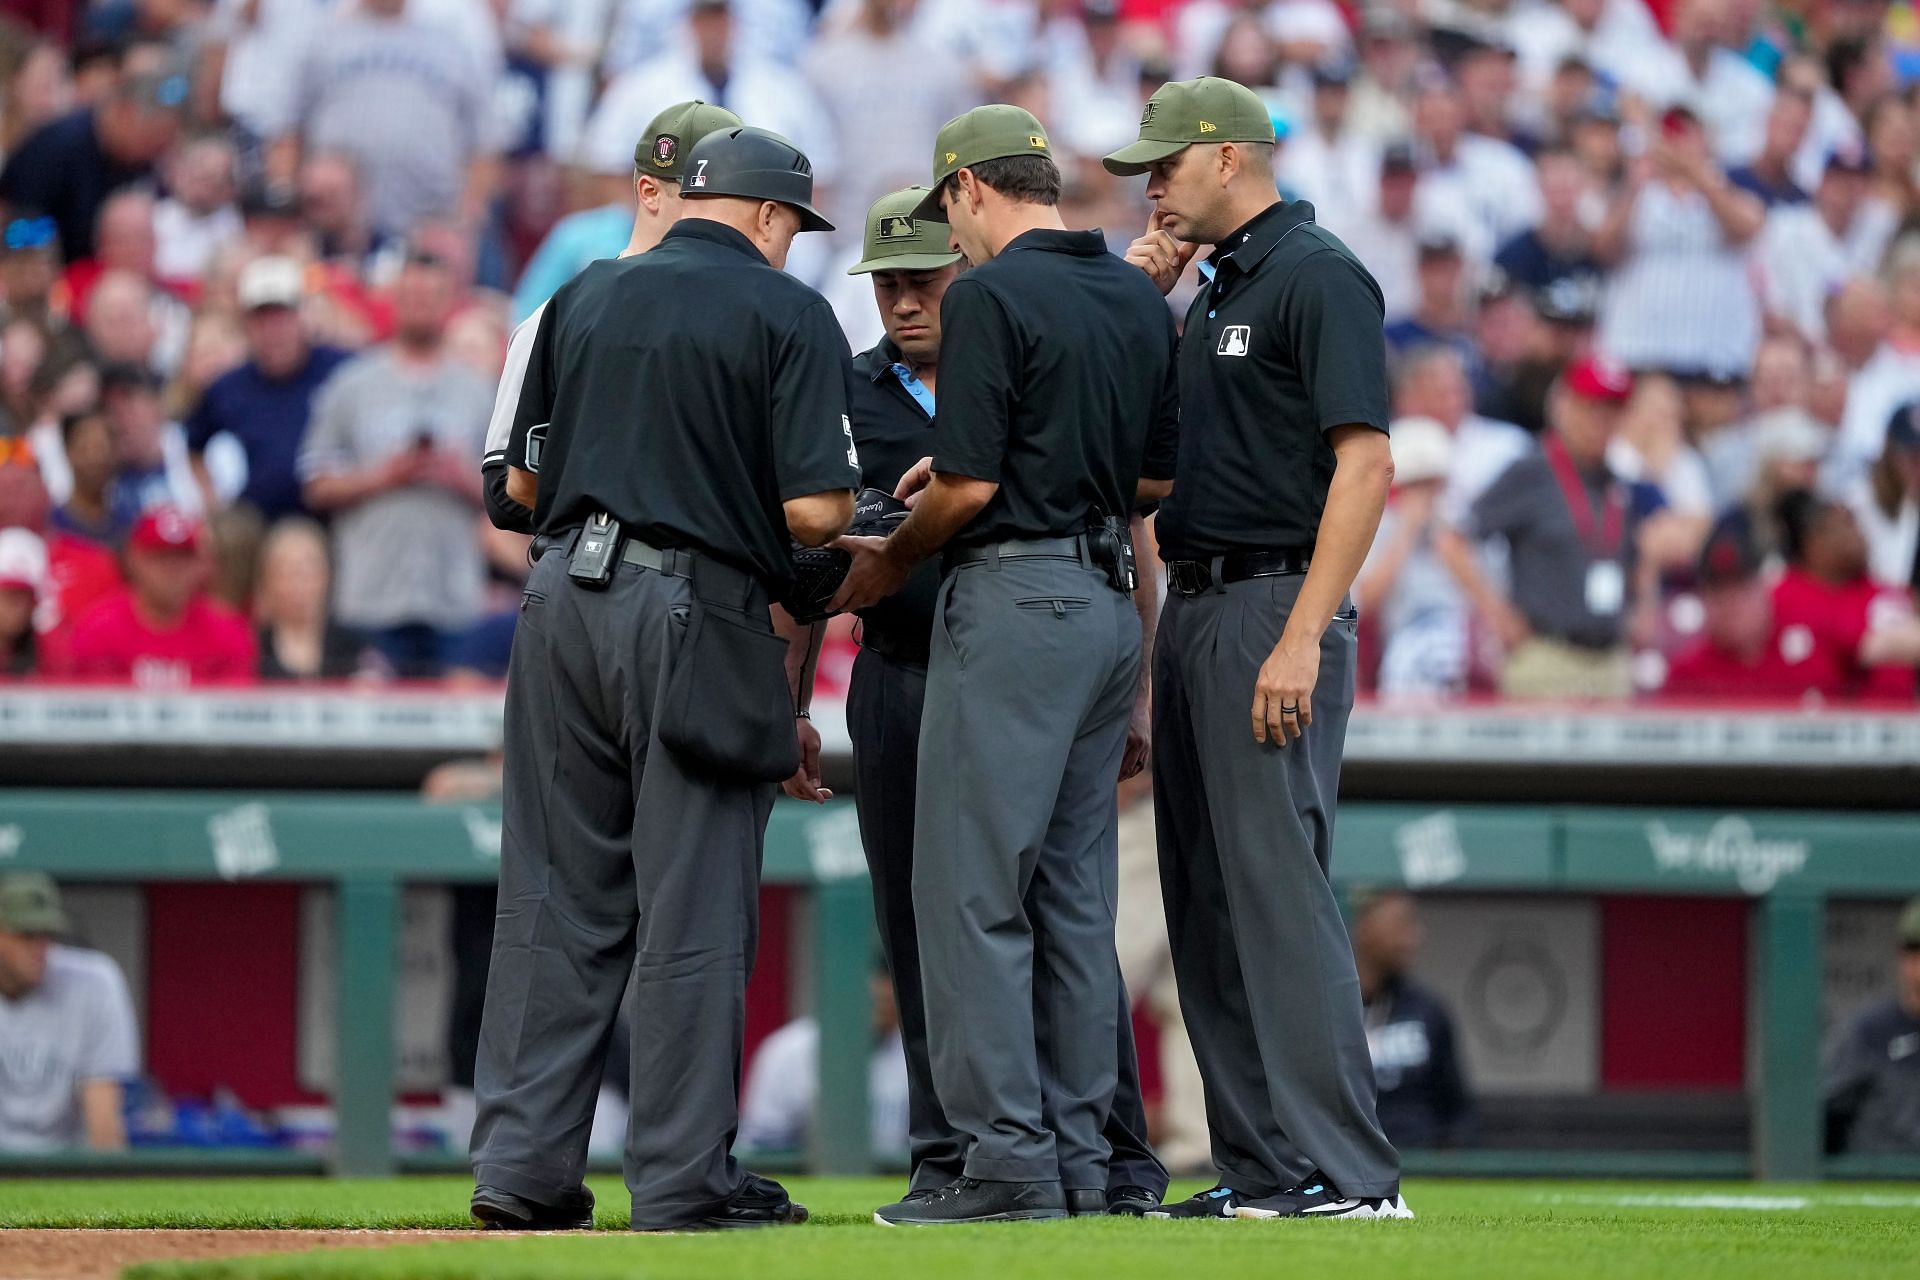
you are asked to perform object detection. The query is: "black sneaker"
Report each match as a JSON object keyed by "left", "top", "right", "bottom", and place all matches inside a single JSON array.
[
  {"left": 1144, "top": 1185, "right": 1256, "bottom": 1220},
  {"left": 874, "top": 1177, "right": 1068, "bottom": 1226},
  {"left": 1105, "top": 1185, "right": 1162, "bottom": 1216},
  {"left": 1234, "top": 1174, "right": 1414, "bottom": 1221},
  {"left": 470, "top": 1185, "right": 595, "bottom": 1230},
  {"left": 696, "top": 1171, "right": 809, "bottom": 1230}
]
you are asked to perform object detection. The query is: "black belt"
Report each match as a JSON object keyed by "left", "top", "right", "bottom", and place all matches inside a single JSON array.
[
  {"left": 531, "top": 529, "right": 693, "bottom": 577},
  {"left": 1166, "top": 548, "right": 1311, "bottom": 596},
  {"left": 945, "top": 533, "right": 1092, "bottom": 571},
  {"left": 859, "top": 622, "right": 931, "bottom": 666}
]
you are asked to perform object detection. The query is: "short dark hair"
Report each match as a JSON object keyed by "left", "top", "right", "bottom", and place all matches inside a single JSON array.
[
  {"left": 942, "top": 154, "right": 1062, "bottom": 209},
  {"left": 1235, "top": 140, "right": 1278, "bottom": 177}
]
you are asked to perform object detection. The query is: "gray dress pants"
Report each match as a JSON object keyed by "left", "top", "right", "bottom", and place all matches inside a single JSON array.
[
  {"left": 913, "top": 552, "right": 1142, "bottom": 1189},
  {"left": 1150, "top": 571, "right": 1400, "bottom": 1199},
  {"left": 470, "top": 548, "right": 775, "bottom": 1229},
  {"left": 848, "top": 643, "right": 1168, "bottom": 1196}
]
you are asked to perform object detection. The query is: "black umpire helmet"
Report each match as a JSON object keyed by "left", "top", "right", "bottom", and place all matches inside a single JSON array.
[{"left": 680, "top": 126, "right": 835, "bottom": 233}]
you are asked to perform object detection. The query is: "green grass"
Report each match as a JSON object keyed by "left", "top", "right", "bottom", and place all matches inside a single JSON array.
[{"left": 1, "top": 1178, "right": 1917, "bottom": 1280}]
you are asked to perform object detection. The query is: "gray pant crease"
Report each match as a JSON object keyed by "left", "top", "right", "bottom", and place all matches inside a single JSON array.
[
  {"left": 913, "top": 555, "right": 1141, "bottom": 1187},
  {"left": 1150, "top": 573, "right": 1401, "bottom": 1199},
  {"left": 849, "top": 646, "right": 1169, "bottom": 1196},
  {"left": 470, "top": 551, "right": 774, "bottom": 1229}
]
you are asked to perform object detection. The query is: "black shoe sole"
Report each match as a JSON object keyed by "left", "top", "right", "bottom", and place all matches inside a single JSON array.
[
  {"left": 874, "top": 1208, "right": 1069, "bottom": 1227},
  {"left": 470, "top": 1202, "right": 593, "bottom": 1231},
  {"left": 697, "top": 1202, "right": 810, "bottom": 1230}
]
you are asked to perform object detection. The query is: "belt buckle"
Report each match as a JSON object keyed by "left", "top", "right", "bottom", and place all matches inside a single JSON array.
[{"left": 1169, "top": 560, "right": 1210, "bottom": 595}]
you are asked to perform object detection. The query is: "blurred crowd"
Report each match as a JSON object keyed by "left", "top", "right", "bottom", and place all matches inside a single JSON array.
[{"left": 0, "top": 0, "right": 1915, "bottom": 699}]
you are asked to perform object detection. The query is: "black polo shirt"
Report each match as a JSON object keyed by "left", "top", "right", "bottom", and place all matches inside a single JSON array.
[
  {"left": 1156, "top": 200, "right": 1389, "bottom": 560},
  {"left": 931, "top": 228, "right": 1178, "bottom": 547},
  {"left": 849, "top": 339, "right": 940, "bottom": 644},
  {"left": 506, "top": 219, "right": 861, "bottom": 585}
]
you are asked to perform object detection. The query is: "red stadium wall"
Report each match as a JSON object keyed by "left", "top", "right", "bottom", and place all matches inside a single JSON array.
[
  {"left": 146, "top": 884, "right": 797, "bottom": 1111},
  {"left": 141, "top": 886, "right": 1751, "bottom": 1108},
  {"left": 1599, "top": 896, "right": 1748, "bottom": 1089},
  {"left": 146, "top": 883, "right": 313, "bottom": 1104}
]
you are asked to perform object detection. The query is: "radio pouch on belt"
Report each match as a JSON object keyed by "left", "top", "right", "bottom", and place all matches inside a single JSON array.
[
  {"left": 1087, "top": 515, "right": 1138, "bottom": 594},
  {"left": 567, "top": 513, "right": 622, "bottom": 588}
]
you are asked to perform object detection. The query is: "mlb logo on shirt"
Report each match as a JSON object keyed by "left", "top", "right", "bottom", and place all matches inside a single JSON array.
[{"left": 1216, "top": 325, "right": 1251, "bottom": 357}]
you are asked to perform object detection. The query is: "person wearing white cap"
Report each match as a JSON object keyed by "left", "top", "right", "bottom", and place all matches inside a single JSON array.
[
  {"left": 1355, "top": 417, "right": 1468, "bottom": 697},
  {"left": 0, "top": 527, "right": 48, "bottom": 676},
  {"left": 184, "top": 257, "right": 352, "bottom": 523}
]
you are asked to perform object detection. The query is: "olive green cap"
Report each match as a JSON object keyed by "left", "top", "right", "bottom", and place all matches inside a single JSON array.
[
  {"left": 913, "top": 105, "right": 1055, "bottom": 221},
  {"left": 1102, "top": 76, "right": 1276, "bottom": 176},
  {"left": 847, "top": 188, "right": 963, "bottom": 275},
  {"left": 0, "top": 872, "right": 68, "bottom": 936},
  {"left": 635, "top": 99, "right": 743, "bottom": 181},
  {"left": 1901, "top": 896, "right": 1920, "bottom": 949}
]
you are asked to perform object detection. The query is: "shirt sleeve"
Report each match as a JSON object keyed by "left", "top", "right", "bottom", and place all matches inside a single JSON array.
[
  {"left": 0, "top": 126, "right": 55, "bottom": 210},
  {"left": 770, "top": 300, "right": 860, "bottom": 501},
  {"left": 1463, "top": 453, "right": 1543, "bottom": 542},
  {"left": 1140, "top": 309, "right": 1180, "bottom": 483},
  {"left": 183, "top": 382, "right": 220, "bottom": 453},
  {"left": 504, "top": 300, "right": 559, "bottom": 474},
  {"left": 929, "top": 278, "right": 1020, "bottom": 483},
  {"left": 486, "top": 306, "right": 544, "bottom": 463},
  {"left": 213, "top": 616, "right": 260, "bottom": 682},
  {"left": 1285, "top": 249, "right": 1390, "bottom": 435},
  {"left": 77, "top": 954, "right": 140, "bottom": 1081},
  {"left": 294, "top": 363, "right": 357, "bottom": 481}
]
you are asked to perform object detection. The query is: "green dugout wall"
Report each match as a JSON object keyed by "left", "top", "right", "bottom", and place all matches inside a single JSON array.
[{"left": 1, "top": 791, "right": 1916, "bottom": 1182}]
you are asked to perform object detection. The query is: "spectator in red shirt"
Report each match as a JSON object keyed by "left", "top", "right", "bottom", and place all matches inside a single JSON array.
[
  {"left": 1770, "top": 491, "right": 1920, "bottom": 701},
  {"left": 62, "top": 505, "right": 255, "bottom": 687},
  {"left": 1664, "top": 510, "right": 1822, "bottom": 700}
]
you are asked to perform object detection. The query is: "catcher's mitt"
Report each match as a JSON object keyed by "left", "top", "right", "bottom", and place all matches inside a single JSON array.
[{"left": 779, "top": 487, "right": 910, "bottom": 623}]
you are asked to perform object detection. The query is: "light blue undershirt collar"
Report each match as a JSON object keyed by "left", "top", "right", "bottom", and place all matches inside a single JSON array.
[{"left": 889, "top": 363, "right": 936, "bottom": 418}]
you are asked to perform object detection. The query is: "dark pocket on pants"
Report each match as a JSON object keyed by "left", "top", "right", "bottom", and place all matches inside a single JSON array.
[{"left": 657, "top": 601, "right": 799, "bottom": 783}]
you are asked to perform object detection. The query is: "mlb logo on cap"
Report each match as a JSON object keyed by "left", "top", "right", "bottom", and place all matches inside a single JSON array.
[{"left": 878, "top": 216, "right": 915, "bottom": 241}]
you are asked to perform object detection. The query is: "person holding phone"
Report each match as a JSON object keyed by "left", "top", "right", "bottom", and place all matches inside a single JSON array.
[{"left": 297, "top": 249, "right": 493, "bottom": 678}]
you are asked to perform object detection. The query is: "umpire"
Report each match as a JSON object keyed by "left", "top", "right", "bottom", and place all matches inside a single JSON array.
[
  {"left": 834, "top": 107, "right": 1179, "bottom": 1227},
  {"left": 481, "top": 99, "right": 741, "bottom": 535},
  {"left": 469, "top": 126, "right": 859, "bottom": 1233},
  {"left": 1104, "top": 77, "right": 1410, "bottom": 1220},
  {"left": 806, "top": 186, "right": 1167, "bottom": 1216}
]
